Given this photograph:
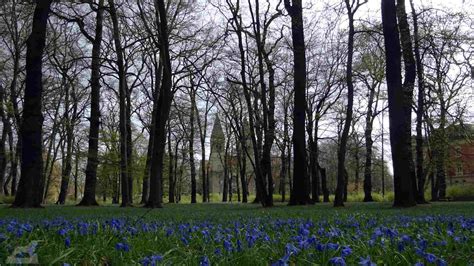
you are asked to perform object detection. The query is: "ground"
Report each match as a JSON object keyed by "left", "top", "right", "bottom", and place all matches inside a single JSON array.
[{"left": 0, "top": 202, "right": 473, "bottom": 265}]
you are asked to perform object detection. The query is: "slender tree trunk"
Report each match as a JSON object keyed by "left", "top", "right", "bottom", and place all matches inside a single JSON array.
[
  {"left": 78, "top": 0, "right": 104, "bottom": 206},
  {"left": 363, "top": 87, "right": 375, "bottom": 202},
  {"left": 0, "top": 84, "right": 11, "bottom": 199},
  {"left": 74, "top": 142, "right": 79, "bottom": 201},
  {"left": 12, "top": 0, "right": 52, "bottom": 207},
  {"left": 58, "top": 84, "right": 76, "bottom": 204},
  {"left": 168, "top": 126, "right": 175, "bottom": 203},
  {"left": 189, "top": 88, "right": 197, "bottom": 204},
  {"left": 381, "top": 0, "right": 416, "bottom": 207},
  {"left": 319, "top": 165, "right": 330, "bottom": 202},
  {"left": 145, "top": 0, "right": 173, "bottom": 208},
  {"left": 238, "top": 138, "right": 248, "bottom": 203},
  {"left": 285, "top": 0, "right": 311, "bottom": 205},
  {"left": 409, "top": 0, "right": 427, "bottom": 204},
  {"left": 396, "top": 0, "right": 418, "bottom": 203},
  {"left": 335, "top": 0, "right": 356, "bottom": 207},
  {"left": 108, "top": 0, "right": 130, "bottom": 207}
]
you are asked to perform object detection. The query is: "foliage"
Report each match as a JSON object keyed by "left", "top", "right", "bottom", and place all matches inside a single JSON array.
[
  {"left": 0, "top": 203, "right": 472, "bottom": 265},
  {"left": 447, "top": 185, "right": 474, "bottom": 200}
]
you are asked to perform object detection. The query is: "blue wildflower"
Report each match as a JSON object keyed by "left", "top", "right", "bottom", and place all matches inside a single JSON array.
[
  {"left": 65, "top": 236, "right": 71, "bottom": 248},
  {"left": 115, "top": 242, "right": 130, "bottom": 252},
  {"left": 341, "top": 246, "right": 352, "bottom": 257},
  {"left": 199, "top": 256, "right": 210, "bottom": 266},
  {"left": 329, "top": 256, "right": 346, "bottom": 266},
  {"left": 358, "top": 256, "right": 376, "bottom": 266},
  {"left": 223, "top": 239, "right": 233, "bottom": 252},
  {"left": 424, "top": 253, "right": 437, "bottom": 263}
]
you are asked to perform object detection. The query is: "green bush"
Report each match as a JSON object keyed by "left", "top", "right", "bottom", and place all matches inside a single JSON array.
[
  {"left": 447, "top": 184, "right": 474, "bottom": 199},
  {"left": 1, "top": 195, "right": 15, "bottom": 204}
]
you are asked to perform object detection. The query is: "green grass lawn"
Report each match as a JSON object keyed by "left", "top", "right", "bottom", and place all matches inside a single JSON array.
[
  {"left": 1, "top": 201, "right": 474, "bottom": 221},
  {"left": 0, "top": 202, "right": 473, "bottom": 265}
]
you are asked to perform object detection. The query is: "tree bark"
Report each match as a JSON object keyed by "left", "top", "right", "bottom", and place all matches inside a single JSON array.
[
  {"left": 108, "top": 0, "right": 131, "bottom": 207},
  {"left": 12, "top": 0, "right": 52, "bottom": 208},
  {"left": 363, "top": 85, "right": 375, "bottom": 202},
  {"left": 285, "top": 0, "right": 311, "bottom": 205},
  {"left": 145, "top": 0, "right": 173, "bottom": 208},
  {"left": 78, "top": 0, "right": 105, "bottom": 206},
  {"left": 189, "top": 86, "right": 197, "bottom": 204},
  {"left": 381, "top": 0, "right": 416, "bottom": 207},
  {"left": 409, "top": 0, "right": 427, "bottom": 204}
]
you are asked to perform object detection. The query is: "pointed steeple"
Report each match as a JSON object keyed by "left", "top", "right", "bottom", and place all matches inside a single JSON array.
[{"left": 210, "top": 114, "right": 225, "bottom": 155}]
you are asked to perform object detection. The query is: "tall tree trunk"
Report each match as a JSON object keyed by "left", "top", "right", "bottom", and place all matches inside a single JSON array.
[
  {"left": 78, "top": 0, "right": 104, "bottom": 206},
  {"left": 237, "top": 137, "right": 248, "bottom": 203},
  {"left": 145, "top": 0, "right": 173, "bottom": 209},
  {"left": 285, "top": 0, "right": 311, "bottom": 205},
  {"left": 126, "top": 92, "right": 133, "bottom": 203},
  {"left": 142, "top": 55, "right": 163, "bottom": 204},
  {"left": 409, "top": 0, "right": 427, "bottom": 204},
  {"left": 363, "top": 86, "right": 375, "bottom": 202},
  {"left": 141, "top": 137, "right": 152, "bottom": 204},
  {"left": 381, "top": 0, "right": 416, "bottom": 207},
  {"left": 319, "top": 165, "right": 330, "bottom": 202},
  {"left": 58, "top": 84, "right": 76, "bottom": 204},
  {"left": 108, "top": 0, "right": 130, "bottom": 207},
  {"left": 12, "top": 0, "right": 52, "bottom": 207},
  {"left": 168, "top": 125, "right": 175, "bottom": 203},
  {"left": 335, "top": 0, "right": 356, "bottom": 207},
  {"left": 396, "top": 0, "right": 417, "bottom": 202},
  {"left": 74, "top": 142, "right": 79, "bottom": 201},
  {"left": 189, "top": 87, "right": 197, "bottom": 204},
  {"left": 0, "top": 85, "right": 8, "bottom": 199},
  {"left": 228, "top": 1, "right": 268, "bottom": 207}
]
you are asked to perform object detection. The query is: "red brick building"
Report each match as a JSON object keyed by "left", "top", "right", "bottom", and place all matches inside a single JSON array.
[
  {"left": 446, "top": 124, "right": 474, "bottom": 185},
  {"left": 447, "top": 141, "right": 474, "bottom": 185}
]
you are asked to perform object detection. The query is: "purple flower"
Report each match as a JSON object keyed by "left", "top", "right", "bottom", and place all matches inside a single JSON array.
[
  {"left": 199, "top": 256, "right": 210, "bottom": 266},
  {"left": 115, "top": 242, "right": 130, "bottom": 252},
  {"left": 341, "top": 246, "right": 352, "bottom": 257},
  {"left": 436, "top": 258, "right": 447, "bottom": 266},
  {"left": 65, "top": 237, "right": 71, "bottom": 248},
  {"left": 329, "top": 256, "right": 346, "bottom": 266},
  {"left": 358, "top": 256, "right": 376, "bottom": 266},
  {"left": 424, "top": 253, "right": 437, "bottom": 263},
  {"left": 223, "top": 239, "right": 233, "bottom": 252}
]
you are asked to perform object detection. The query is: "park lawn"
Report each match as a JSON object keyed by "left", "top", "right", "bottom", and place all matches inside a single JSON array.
[{"left": 0, "top": 202, "right": 473, "bottom": 265}]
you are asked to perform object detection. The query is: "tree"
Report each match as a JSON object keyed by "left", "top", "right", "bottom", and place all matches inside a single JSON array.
[
  {"left": 108, "top": 0, "right": 131, "bottom": 207},
  {"left": 12, "top": 0, "right": 53, "bottom": 208},
  {"left": 146, "top": 0, "right": 173, "bottom": 208},
  {"left": 285, "top": 0, "right": 311, "bottom": 205},
  {"left": 78, "top": 0, "right": 105, "bottom": 206},
  {"left": 380, "top": 0, "right": 416, "bottom": 207},
  {"left": 334, "top": 0, "right": 367, "bottom": 207}
]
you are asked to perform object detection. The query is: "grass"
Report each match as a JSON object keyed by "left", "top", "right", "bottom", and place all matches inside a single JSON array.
[{"left": 0, "top": 202, "right": 473, "bottom": 265}]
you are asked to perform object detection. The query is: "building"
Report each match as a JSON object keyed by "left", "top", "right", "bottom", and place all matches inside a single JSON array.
[{"left": 446, "top": 124, "right": 474, "bottom": 185}]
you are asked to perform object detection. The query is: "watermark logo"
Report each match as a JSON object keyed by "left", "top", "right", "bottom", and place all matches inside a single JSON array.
[{"left": 6, "top": 241, "right": 39, "bottom": 264}]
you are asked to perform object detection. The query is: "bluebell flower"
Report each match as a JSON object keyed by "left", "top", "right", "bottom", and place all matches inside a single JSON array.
[
  {"left": 181, "top": 236, "right": 189, "bottom": 246},
  {"left": 424, "top": 253, "right": 437, "bottom": 263},
  {"left": 115, "top": 242, "right": 130, "bottom": 252},
  {"left": 341, "top": 246, "right": 352, "bottom": 257},
  {"left": 358, "top": 256, "right": 376, "bottom": 266},
  {"left": 436, "top": 258, "right": 447, "bottom": 266},
  {"left": 413, "top": 262, "right": 424, "bottom": 266},
  {"left": 199, "top": 256, "right": 210, "bottom": 266},
  {"left": 285, "top": 243, "right": 299, "bottom": 255},
  {"left": 327, "top": 243, "right": 339, "bottom": 250},
  {"left": 65, "top": 236, "right": 71, "bottom": 248},
  {"left": 223, "top": 239, "right": 232, "bottom": 252},
  {"left": 329, "top": 256, "right": 346, "bottom": 266}
]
